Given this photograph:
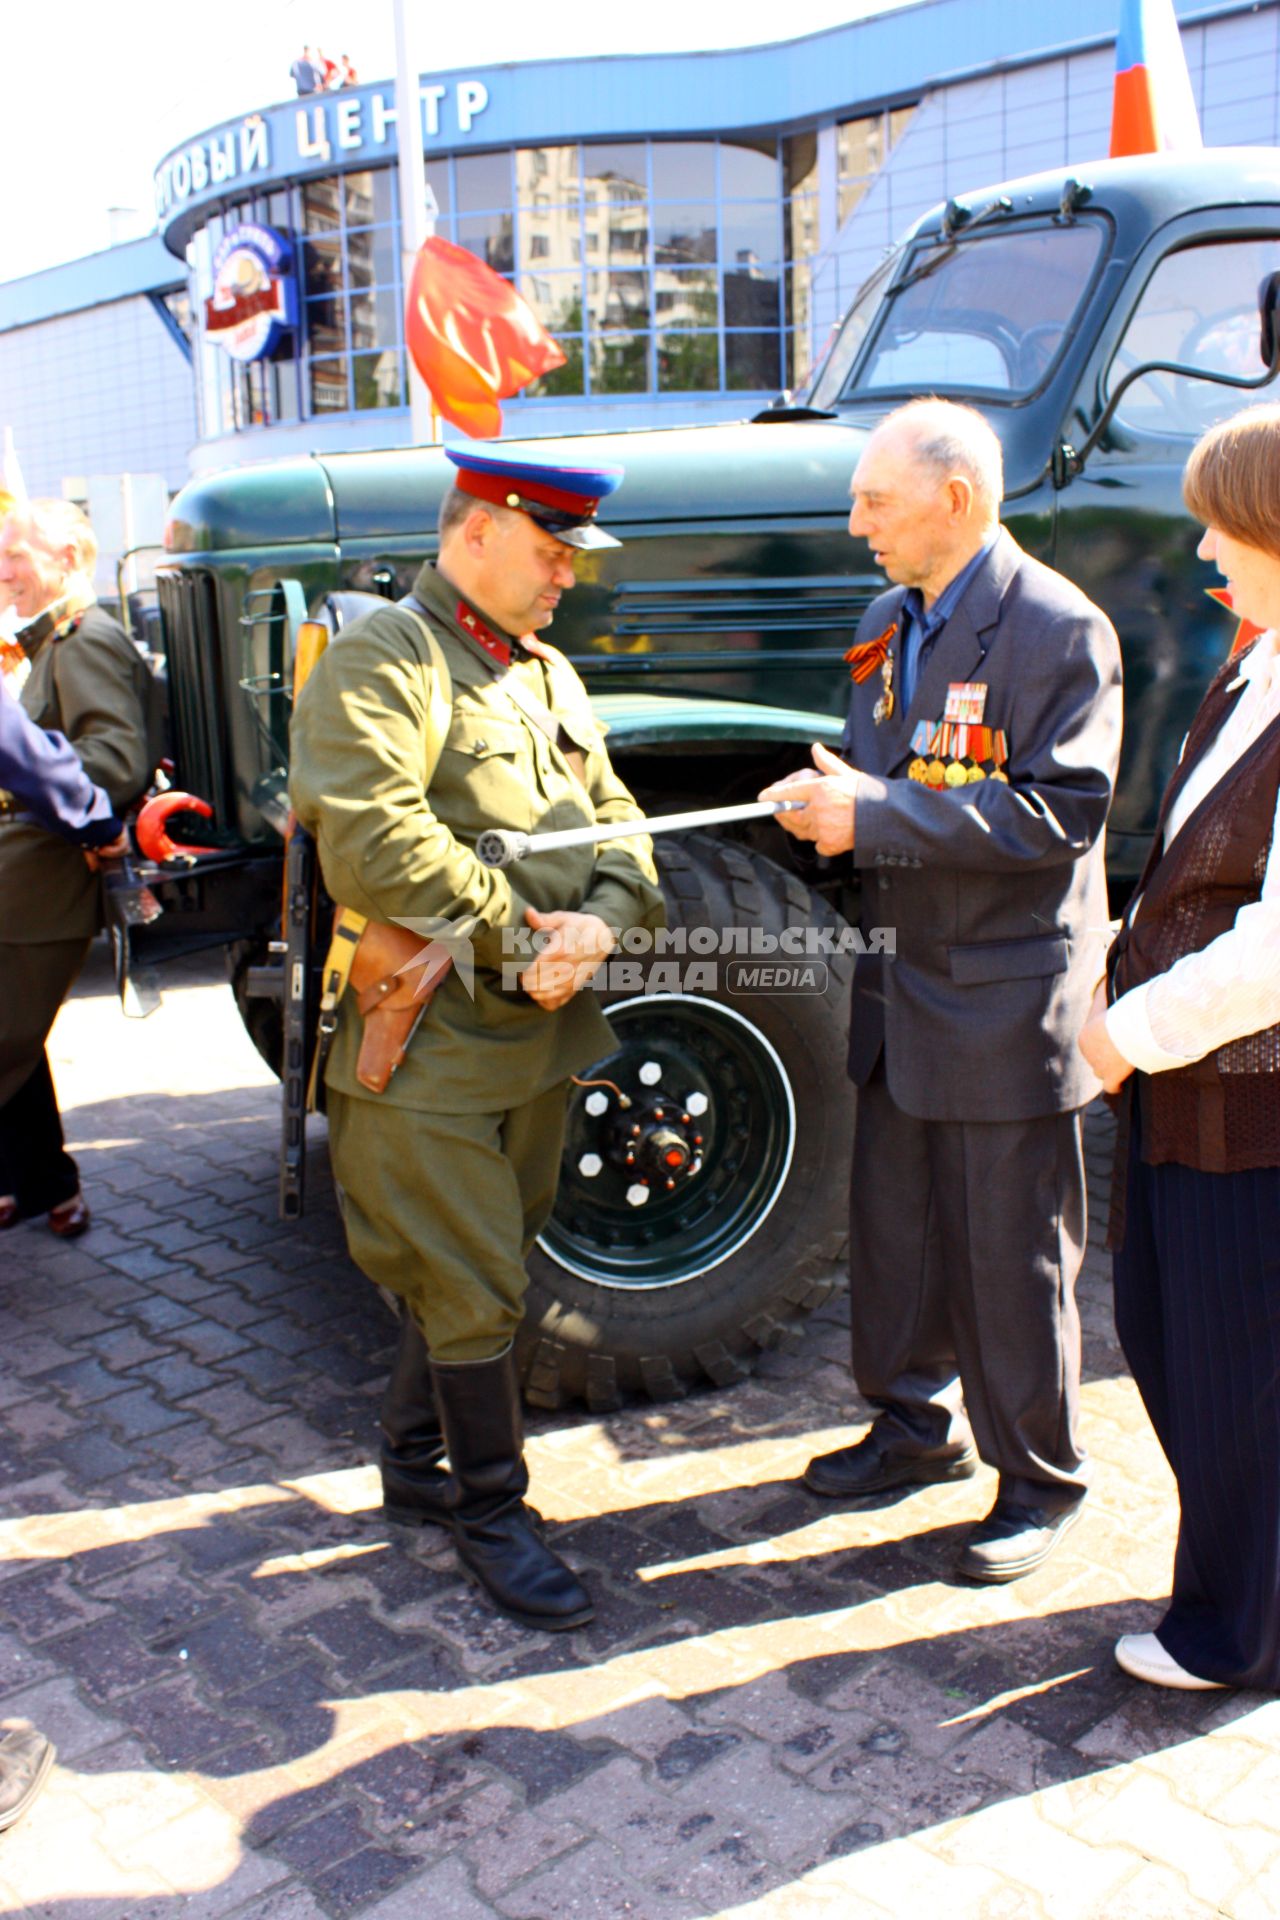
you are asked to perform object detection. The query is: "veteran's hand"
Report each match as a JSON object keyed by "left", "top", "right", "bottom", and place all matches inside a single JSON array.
[
  {"left": 521, "top": 907, "right": 617, "bottom": 1010},
  {"left": 759, "top": 743, "right": 858, "bottom": 856},
  {"left": 1078, "top": 980, "right": 1134, "bottom": 1094}
]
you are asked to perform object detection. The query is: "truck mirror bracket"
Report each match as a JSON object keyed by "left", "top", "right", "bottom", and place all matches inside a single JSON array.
[{"left": 1054, "top": 332, "right": 1280, "bottom": 489}]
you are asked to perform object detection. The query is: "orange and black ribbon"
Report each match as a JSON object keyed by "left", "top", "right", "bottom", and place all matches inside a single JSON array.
[{"left": 844, "top": 621, "right": 897, "bottom": 685}]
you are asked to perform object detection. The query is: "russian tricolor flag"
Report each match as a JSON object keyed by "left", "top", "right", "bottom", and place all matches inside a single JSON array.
[{"left": 1110, "top": 0, "right": 1203, "bottom": 157}]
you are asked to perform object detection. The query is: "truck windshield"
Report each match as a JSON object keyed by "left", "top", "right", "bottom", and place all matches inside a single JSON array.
[
  {"left": 802, "top": 251, "right": 899, "bottom": 410},
  {"left": 821, "top": 221, "right": 1105, "bottom": 405}
]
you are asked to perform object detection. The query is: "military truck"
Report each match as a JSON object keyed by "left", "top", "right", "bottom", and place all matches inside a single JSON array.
[{"left": 143, "top": 146, "right": 1280, "bottom": 1407}]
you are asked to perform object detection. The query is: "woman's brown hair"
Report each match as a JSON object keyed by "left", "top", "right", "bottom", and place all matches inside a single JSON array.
[{"left": 1183, "top": 404, "right": 1280, "bottom": 552}]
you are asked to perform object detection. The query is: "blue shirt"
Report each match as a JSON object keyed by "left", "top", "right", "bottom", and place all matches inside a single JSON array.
[
  {"left": 0, "top": 682, "right": 122, "bottom": 847},
  {"left": 899, "top": 536, "right": 998, "bottom": 711}
]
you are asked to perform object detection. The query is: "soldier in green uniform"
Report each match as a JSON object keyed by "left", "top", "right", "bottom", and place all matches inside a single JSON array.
[
  {"left": 289, "top": 450, "right": 663, "bottom": 1633},
  {"left": 0, "top": 500, "right": 153, "bottom": 1238}
]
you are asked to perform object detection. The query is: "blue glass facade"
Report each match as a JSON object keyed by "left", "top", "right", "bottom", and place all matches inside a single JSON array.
[
  {"left": 136, "top": 0, "right": 1278, "bottom": 467},
  {"left": 185, "top": 131, "right": 844, "bottom": 440},
  {"left": 1, "top": 0, "right": 1271, "bottom": 578}
]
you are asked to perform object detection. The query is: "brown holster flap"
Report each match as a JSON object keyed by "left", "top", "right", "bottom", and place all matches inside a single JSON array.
[{"left": 349, "top": 919, "right": 454, "bottom": 1094}]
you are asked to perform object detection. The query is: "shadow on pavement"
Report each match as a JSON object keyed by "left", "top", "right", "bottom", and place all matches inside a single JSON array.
[{"left": 0, "top": 968, "right": 1184, "bottom": 1915}]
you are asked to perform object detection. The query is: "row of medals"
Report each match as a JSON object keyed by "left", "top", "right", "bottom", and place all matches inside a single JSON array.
[
  {"left": 908, "top": 754, "right": 1008, "bottom": 787},
  {"left": 873, "top": 651, "right": 1009, "bottom": 787}
]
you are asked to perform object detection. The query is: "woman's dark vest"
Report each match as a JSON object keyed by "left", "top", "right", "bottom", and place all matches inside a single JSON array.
[{"left": 1108, "top": 643, "right": 1280, "bottom": 1174}]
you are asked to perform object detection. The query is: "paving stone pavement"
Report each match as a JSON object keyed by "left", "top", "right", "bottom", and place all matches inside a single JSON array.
[{"left": 0, "top": 945, "right": 1277, "bottom": 1919}]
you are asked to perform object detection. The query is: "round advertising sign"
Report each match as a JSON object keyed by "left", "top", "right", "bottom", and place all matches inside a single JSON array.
[{"left": 204, "top": 224, "right": 297, "bottom": 362}]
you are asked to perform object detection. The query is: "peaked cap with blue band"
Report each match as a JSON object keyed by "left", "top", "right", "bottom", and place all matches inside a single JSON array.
[{"left": 445, "top": 447, "right": 624, "bottom": 550}]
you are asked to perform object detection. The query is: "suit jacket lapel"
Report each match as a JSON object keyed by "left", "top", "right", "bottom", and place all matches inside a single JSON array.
[
  {"left": 908, "top": 599, "right": 989, "bottom": 737},
  {"left": 857, "top": 587, "right": 912, "bottom": 775},
  {"left": 899, "top": 530, "right": 1014, "bottom": 760}
]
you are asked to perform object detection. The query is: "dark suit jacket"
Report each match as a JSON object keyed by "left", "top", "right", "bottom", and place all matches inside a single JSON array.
[{"left": 842, "top": 528, "right": 1122, "bottom": 1122}]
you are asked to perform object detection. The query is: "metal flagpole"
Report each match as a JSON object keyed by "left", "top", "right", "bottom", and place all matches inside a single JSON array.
[
  {"left": 476, "top": 800, "right": 809, "bottom": 869},
  {"left": 393, "top": 0, "right": 438, "bottom": 447}
]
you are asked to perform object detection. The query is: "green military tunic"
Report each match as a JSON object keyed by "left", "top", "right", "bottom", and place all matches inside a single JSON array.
[
  {"left": 289, "top": 562, "right": 665, "bottom": 1358},
  {"left": 0, "top": 600, "right": 153, "bottom": 1107}
]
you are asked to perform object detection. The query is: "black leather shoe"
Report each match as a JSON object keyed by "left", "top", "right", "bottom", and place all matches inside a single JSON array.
[
  {"left": 0, "top": 1727, "right": 55, "bottom": 1831},
  {"left": 804, "top": 1430, "right": 978, "bottom": 1500},
  {"left": 379, "top": 1314, "right": 452, "bottom": 1530},
  {"left": 957, "top": 1498, "right": 1083, "bottom": 1583},
  {"left": 430, "top": 1346, "right": 594, "bottom": 1632}
]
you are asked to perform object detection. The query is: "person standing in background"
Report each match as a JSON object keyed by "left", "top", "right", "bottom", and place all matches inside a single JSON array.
[
  {"left": 0, "top": 501, "right": 151, "bottom": 1239},
  {"left": 289, "top": 46, "right": 321, "bottom": 96}
]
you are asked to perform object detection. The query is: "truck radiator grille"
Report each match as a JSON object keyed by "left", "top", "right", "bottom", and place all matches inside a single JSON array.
[
  {"left": 156, "top": 569, "right": 233, "bottom": 828},
  {"left": 601, "top": 576, "right": 875, "bottom": 665}
]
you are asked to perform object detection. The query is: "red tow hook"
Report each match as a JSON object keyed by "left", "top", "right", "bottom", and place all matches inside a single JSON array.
[{"left": 134, "top": 792, "right": 219, "bottom": 865}]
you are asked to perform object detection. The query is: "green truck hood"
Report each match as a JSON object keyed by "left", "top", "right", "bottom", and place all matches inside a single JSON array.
[
  {"left": 165, "top": 417, "right": 871, "bottom": 552},
  {"left": 326, "top": 419, "right": 867, "bottom": 540},
  {"left": 165, "top": 460, "right": 338, "bottom": 553}
]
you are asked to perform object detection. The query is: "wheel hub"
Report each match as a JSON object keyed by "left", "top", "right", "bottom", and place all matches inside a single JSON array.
[
  {"left": 543, "top": 994, "right": 796, "bottom": 1289},
  {"left": 598, "top": 1093, "right": 705, "bottom": 1193}
]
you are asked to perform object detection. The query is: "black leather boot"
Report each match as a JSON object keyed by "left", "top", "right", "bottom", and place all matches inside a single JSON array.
[
  {"left": 379, "top": 1314, "right": 452, "bottom": 1529},
  {"left": 429, "top": 1346, "right": 594, "bottom": 1632}
]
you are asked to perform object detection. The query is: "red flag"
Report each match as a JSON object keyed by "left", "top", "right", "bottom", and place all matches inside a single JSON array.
[
  {"left": 405, "top": 237, "right": 566, "bottom": 439},
  {"left": 1207, "top": 585, "right": 1265, "bottom": 658}
]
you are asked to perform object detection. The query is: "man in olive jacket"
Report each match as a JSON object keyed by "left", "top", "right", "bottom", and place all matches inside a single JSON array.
[
  {"left": 290, "top": 450, "right": 663, "bottom": 1634},
  {"left": 0, "top": 501, "right": 152, "bottom": 1238},
  {"left": 765, "top": 401, "right": 1122, "bottom": 1583}
]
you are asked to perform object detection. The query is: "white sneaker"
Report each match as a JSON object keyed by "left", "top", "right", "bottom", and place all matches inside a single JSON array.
[{"left": 1115, "top": 1631, "right": 1227, "bottom": 1691}]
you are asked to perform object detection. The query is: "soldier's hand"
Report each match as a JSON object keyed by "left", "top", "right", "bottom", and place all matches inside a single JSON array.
[
  {"left": 521, "top": 907, "right": 616, "bottom": 1009},
  {"left": 759, "top": 744, "right": 858, "bottom": 856}
]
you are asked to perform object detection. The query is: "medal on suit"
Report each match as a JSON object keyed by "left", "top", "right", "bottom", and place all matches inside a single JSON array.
[
  {"left": 844, "top": 620, "right": 897, "bottom": 725},
  {"left": 872, "top": 650, "right": 895, "bottom": 726},
  {"left": 910, "top": 716, "right": 1010, "bottom": 788}
]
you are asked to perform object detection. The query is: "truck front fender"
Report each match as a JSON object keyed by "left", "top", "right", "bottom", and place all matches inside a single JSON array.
[{"left": 591, "top": 692, "right": 847, "bottom": 752}]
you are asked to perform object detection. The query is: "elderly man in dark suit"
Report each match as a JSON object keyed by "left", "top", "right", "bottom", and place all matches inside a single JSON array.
[{"left": 763, "top": 398, "right": 1123, "bottom": 1582}]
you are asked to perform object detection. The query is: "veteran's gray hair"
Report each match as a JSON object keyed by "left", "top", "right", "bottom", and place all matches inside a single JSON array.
[
  {"left": 889, "top": 397, "right": 1004, "bottom": 517},
  {"left": 12, "top": 497, "right": 100, "bottom": 577}
]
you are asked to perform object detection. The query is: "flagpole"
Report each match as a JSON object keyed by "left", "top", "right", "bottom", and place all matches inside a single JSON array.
[{"left": 393, "top": 0, "right": 438, "bottom": 447}]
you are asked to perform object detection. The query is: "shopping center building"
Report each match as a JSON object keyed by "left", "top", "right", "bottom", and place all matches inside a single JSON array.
[{"left": 0, "top": 0, "right": 1275, "bottom": 571}]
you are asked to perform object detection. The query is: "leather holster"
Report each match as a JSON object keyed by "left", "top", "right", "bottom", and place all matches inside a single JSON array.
[{"left": 349, "top": 919, "right": 454, "bottom": 1094}]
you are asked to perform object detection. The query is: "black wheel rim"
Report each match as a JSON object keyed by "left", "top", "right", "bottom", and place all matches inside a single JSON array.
[{"left": 538, "top": 994, "right": 797, "bottom": 1291}]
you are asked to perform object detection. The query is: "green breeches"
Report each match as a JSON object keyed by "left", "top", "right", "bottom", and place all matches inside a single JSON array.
[{"left": 327, "top": 1080, "right": 568, "bottom": 1362}]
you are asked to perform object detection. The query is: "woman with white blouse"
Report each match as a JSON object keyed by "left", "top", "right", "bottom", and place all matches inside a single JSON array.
[{"left": 1080, "top": 403, "right": 1280, "bottom": 1693}]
